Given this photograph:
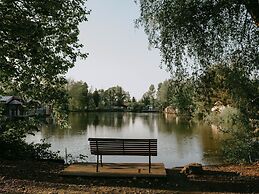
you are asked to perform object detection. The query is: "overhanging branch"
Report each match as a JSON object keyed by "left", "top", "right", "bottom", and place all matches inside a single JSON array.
[{"left": 243, "top": 0, "right": 259, "bottom": 26}]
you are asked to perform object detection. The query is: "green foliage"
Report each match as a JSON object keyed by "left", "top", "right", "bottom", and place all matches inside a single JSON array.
[
  {"left": 66, "top": 153, "right": 88, "bottom": 164},
  {"left": 92, "top": 90, "right": 100, "bottom": 108},
  {"left": 0, "top": 0, "right": 89, "bottom": 104},
  {"left": 137, "top": 0, "right": 259, "bottom": 78},
  {"left": 137, "top": 0, "right": 259, "bottom": 118},
  {"left": 67, "top": 82, "right": 131, "bottom": 111},
  {"left": 67, "top": 80, "right": 88, "bottom": 111},
  {"left": 104, "top": 86, "right": 130, "bottom": 107},
  {"left": 0, "top": 137, "right": 60, "bottom": 160},
  {"left": 206, "top": 106, "right": 259, "bottom": 163},
  {"left": 196, "top": 64, "right": 259, "bottom": 117},
  {"left": 157, "top": 80, "right": 170, "bottom": 109},
  {"left": 222, "top": 129, "right": 259, "bottom": 163},
  {"left": 0, "top": 118, "right": 60, "bottom": 159},
  {"left": 0, "top": 0, "right": 89, "bottom": 159},
  {"left": 156, "top": 78, "right": 196, "bottom": 115},
  {"left": 206, "top": 107, "right": 248, "bottom": 132},
  {"left": 141, "top": 84, "right": 157, "bottom": 109},
  {"left": 168, "top": 79, "right": 195, "bottom": 115}
]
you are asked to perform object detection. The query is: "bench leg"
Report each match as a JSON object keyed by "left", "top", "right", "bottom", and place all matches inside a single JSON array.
[
  {"left": 149, "top": 155, "right": 151, "bottom": 173},
  {"left": 100, "top": 155, "right": 103, "bottom": 166},
  {"left": 96, "top": 154, "right": 99, "bottom": 172}
]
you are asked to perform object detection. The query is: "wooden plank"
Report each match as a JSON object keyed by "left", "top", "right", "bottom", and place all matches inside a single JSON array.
[
  {"left": 61, "top": 163, "right": 166, "bottom": 178},
  {"left": 90, "top": 143, "right": 157, "bottom": 146},
  {"left": 89, "top": 144, "right": 157, "bottom": 148},
  {"left": 89, "top": 138, "right": 157, "bottom": 142},
  {"left": 90, "top": 145, "right": 157, "bottom": 147},
  {"left": 90, "top": 149, "right": 157, "bottom": 152},
  {"left": 90, "top": 149, "right": 157, "bottom": 151},
  {"left": 90, "top": 151, "right": 157, "bottom": 154},
  {"left": 90, "top": 153, "right": 157, "bottom": 156}
]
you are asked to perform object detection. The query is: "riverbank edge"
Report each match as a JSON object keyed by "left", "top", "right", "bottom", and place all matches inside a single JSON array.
[{"left": 0, "top": 159, "right": 259, "bottom": 193}]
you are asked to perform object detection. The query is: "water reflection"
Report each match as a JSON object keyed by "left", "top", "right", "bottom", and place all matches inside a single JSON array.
[{"left": 26, "top": 112, "right": 224, "bottom": 167}]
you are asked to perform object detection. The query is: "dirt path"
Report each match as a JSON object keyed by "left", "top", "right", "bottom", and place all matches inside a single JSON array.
[{"left": 0, "top": 159, "right": 258, "bottom": 193}]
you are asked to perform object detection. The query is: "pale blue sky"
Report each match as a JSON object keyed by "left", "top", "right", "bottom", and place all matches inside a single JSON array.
[{"left": 66, "top": 0, "right": 170, "bottom": 99}]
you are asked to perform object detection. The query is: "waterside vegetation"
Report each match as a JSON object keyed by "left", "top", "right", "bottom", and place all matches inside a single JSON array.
[{"left": 0, "top": 0, "right": 258, "bottom": 171}]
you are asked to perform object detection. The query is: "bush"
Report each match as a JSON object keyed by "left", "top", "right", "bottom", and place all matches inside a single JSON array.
[
  {"left": 206, "top": 107, "right": 259, "bottom": 163},
  {"left": 0, "top": 134, "right": 60, "bottom": 160},
  {"left": 0, "top": 118, "right": 60, "bottom": 160},
  {"left": 222, "top": 129, "right": 259, "bottom": 163}
]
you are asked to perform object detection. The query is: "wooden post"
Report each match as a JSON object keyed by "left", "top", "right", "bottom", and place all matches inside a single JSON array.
[
  {"left": 96, "top": 140, "right": 99, "bottom": 172},
  {"left": 149, "top": 139, "right": 151, "bottom": 173},
  {"left": 65, "top": 148, "right": 68, "bottom": 164},
  {"left": 96, "top": 154, "right": 99, "bottom": 172},
  {"left": 122, "top": 139, "right": 125, "bottom": 154}
]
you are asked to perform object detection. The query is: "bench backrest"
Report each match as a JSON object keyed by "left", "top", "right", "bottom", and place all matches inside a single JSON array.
[{"left": 88, "top": 138, "right": 157, "bottom": 156}]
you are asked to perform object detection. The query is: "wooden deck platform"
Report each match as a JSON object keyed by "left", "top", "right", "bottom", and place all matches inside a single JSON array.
[{"left": 61, "top": 163, "right": 166, "bottom": 178}]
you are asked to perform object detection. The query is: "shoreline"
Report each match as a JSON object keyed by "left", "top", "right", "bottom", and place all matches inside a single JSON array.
[{"left": 0, "top": 159, "right": 258, "bottom": 193}]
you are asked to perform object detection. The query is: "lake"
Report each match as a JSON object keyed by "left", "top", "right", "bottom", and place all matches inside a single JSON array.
[{"left": 26, "top": 112, "right": 224, "bottom": 168}]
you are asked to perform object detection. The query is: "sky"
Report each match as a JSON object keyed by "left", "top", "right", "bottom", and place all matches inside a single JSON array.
[{"left": 66, "top": 0, "right": 170, "bottom": 100}]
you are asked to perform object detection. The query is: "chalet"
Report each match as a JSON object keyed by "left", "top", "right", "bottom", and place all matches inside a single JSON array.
[
  {"left": 0, "top": 96, "right": 52, "bottom": 118},
  {"left": 211, "top": 101, "right": 226, "bottom": 113},
  {"left": 164, "top": 106, "right": 178, "bottom": 115},
  {"left": 0, "top": 96, "right": 24, "bottom": 118},
  {"left": 24, "top": 100, "right": 52, "bottom": 117}
]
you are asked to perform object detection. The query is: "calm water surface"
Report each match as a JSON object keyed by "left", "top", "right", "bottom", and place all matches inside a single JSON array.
[{"left": 26, "top": 112, "right": 224, "bottom": 168}]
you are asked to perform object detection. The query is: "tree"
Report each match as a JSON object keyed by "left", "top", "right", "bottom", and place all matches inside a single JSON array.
[
  {"left": 103, "top": 86, "right": 130, "bottom": 108},
  {"left": 132, "top": 97, "right": 136, "bottom": 103},
  {"left": 0, "top": 0, "right": 89, "bottom": 159},
  {"left": 97, "top": 89, "right": 106, "bottom": 108},
  {"left": 67, "top": 80, "right": 88, "bottom": 111},
  {"left": 168, "top": 79, "right": 195, "bottom": 115},
  {"left": 132, "top": 0, "right": 259, "bottom": 161},
  {"left": 137, "top": 0, "right": 259, "bottom": 78},
  {"left": 92, "top": 90, "right": 100, "bottom": 108},
  {"left": 157, "top": 80, "right": 170, "bottom": 109},
  {"left": 0, "top": 0, "right": 89, "bottom": 104},
  {"left": 196, "top": 64, "right": 259, "bottom": 118},
  {"left": 141, "top": 84, "right": 157, "bottom": 109},
  {"left": 148, "top": 84, "right": 156, "bottom": 107}
]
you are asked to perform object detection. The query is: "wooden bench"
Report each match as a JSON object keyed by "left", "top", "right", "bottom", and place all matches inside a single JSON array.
[{"left": 88, "top": 138, "right": 157, "bottom": 173}]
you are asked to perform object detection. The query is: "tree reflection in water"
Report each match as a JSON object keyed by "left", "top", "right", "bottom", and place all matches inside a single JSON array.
[{"left": 27, "top": 112, "right": 224, "bottom": 167}]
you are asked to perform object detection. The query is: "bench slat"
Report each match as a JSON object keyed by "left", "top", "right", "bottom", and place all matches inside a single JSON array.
[
  {"left": 90, "top": 149, "right": 157, "bottom": 152},
  {"left": 90, "top": 142, "right": 157, "bottom": 145},
  {"left": 89, "top": 138, "right": 156, "bottom": 141},
  {"left": 89, "top": 142, "right": 157, "bottom": 145},
  {"left": 90, "top": 152, "right": 157, "bottom": 154},
  {"left": 90, "top": 146, "right": 157, "bottom": 149}
]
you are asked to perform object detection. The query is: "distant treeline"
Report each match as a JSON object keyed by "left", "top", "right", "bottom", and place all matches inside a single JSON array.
[
  {"left": 67, "top": 63, "right": 259, "bottom": 119},
  {"left": 66, "top": 79, "right": 159, "bottom": 112}
]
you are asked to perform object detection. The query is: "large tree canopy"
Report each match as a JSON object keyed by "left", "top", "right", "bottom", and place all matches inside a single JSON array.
[
  {"left": 137, "top": 0, "right": 259, "bottom": 163},
  {"left": 137, "top": 0, "right": 259, "bottom": 77},
  {"left": 0, "top": 0, "right": 89, "bottom": 104},
  {"left": 0, "top": 0, "right": 89, "bottom": 159}
]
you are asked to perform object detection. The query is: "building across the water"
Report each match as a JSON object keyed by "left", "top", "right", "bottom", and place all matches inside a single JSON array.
[
  {"left": 0, "top": 96, "right": 24, "bottom": 118},
  {"left": 0, "top": 96, "right": 52, "bottom": 118}
]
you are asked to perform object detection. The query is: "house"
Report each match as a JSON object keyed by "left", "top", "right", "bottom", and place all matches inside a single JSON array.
[
  {"left": 0, "top": 96, "right": 24, "bottom": 118},
  {"left": 25, "top": 100, "right": 52, "bottom": 117},
  {"left": 211, "top": 101, "right": 226, "bottom": 113},
  {"left": 164, "top": 106, "right": 178, "bottom": 115},
  {"left": 0, "top": 96, "right": 52, "bottom": 118}
]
